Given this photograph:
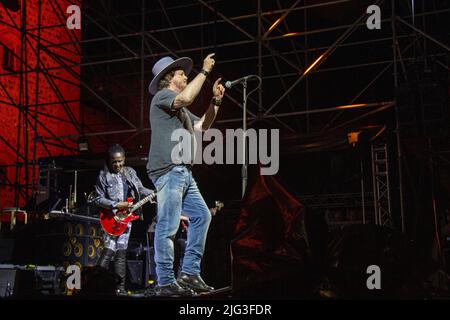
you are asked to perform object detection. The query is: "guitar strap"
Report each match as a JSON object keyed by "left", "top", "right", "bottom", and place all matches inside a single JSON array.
[
  {"left": 123, "top": 168, "right": 144, "bottom": 220},
  {"left": 121, "top": 173, "right": 130, "bottom": 200}
]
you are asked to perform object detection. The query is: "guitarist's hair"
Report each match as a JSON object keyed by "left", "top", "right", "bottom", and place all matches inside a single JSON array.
[
  {"left": 105, "top": 144, "right": 126, "bottom": 172},
  {"left": 108, "top": 144, "right": 125, "bottom": 157}
]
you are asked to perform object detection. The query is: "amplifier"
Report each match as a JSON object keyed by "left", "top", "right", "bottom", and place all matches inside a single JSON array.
[
  {"left": 0, "top": 267, "right": 16, "bottom": 297},
  {"left": 0, "top": 265, "right": 64, "bottom": 297},
  {"left": 34, "top": 219, "right": 103, "bottom": 268},
  {"left": 127, "top": 260, "right": 143, "bottom": 289}
]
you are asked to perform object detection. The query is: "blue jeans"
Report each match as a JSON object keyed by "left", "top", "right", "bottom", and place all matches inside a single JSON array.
[{"left": 151, "top": 165, "right": 211, "bottom": 286}]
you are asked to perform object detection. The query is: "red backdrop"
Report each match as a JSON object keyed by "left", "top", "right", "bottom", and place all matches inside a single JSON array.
[{"left": 0, "top": 1, "right": 82, "bottom": 210}]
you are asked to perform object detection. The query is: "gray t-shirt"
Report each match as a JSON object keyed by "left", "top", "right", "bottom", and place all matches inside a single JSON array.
[{"left": 147, "top": 88, "right": 200, "bottom": 181}]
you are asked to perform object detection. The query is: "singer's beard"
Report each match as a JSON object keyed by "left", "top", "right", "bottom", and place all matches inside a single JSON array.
[{"left": 174, "top": 80, "right": 187, "bottom": 92}]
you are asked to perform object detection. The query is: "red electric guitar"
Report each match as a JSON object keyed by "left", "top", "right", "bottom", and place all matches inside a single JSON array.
[{"left": 100, "top": 192, "right": 156, "bottom": 236}]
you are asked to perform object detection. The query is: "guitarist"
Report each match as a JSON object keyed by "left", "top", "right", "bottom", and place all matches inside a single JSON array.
[{"left": 94, "top": 144, "right": 154, "bottom": 295}]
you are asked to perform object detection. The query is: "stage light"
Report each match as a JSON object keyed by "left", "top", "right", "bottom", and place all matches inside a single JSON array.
[
  {"left": 303, "top": 54, "right": 324, "bottom": 76},
  {"left": 370, "top": 125, "right": 386, "bottom": 142},
  {"left": 282, "top": 32, "right": 301, "bottom": 38},
  {"left": 347, "top": 131, "right": 361, "bottom": 147},
  {"left": 268, "top": 18, "right": 282, "bottom": 34},
  {"left": 336, "top": 103, "right": 368, "bottom": 109},
  {"left": 77, "top": 137, "right": 88, "bottom": 152}
]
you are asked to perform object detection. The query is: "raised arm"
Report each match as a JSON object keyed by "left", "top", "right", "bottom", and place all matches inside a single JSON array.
[
  {"left": 173, "top": 53, "right": 216, "bottom": 109},
  {"left": 194, "top": 77, "right": 225, "bottom": 131}
]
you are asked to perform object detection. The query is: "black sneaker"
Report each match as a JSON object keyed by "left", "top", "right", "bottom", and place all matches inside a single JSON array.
[
  {"left": 177, "top": 272, "right": 214, "bottom": 293},
  {"left": 155, "top": 281, "right": 194, "bottom": 297}
]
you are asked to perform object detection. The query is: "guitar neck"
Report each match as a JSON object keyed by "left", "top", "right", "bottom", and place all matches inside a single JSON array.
[{"left": 131, "top": 193, "right": 155, "bottom": 212}]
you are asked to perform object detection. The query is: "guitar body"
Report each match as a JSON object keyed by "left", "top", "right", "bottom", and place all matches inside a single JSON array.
[{"left": 100, "top": 197, "right": 140, "bottom": 236}]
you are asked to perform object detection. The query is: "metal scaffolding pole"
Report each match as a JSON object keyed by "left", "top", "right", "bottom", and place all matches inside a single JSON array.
[
  {"left": 397, "top": 16, "right": 450, "bottom": 52},
  {"left": 14, "top": 0, "right": 27, "bottom": 208},
  {"left": 31, "top": 0, "right": 42, "bottom": 206},
  {"left": 140, "top": 0, "right": 145, "bottom": 131},
  {"left": 218, "top": 101, "right": 394, "bottom": 124},
  {"left": 321, "top": 35, "right": 421, "bottom": 132},
  {"left": 0, "top": 0, "right": 90, "bottom": 208},
  {"left": 263, "top": 0, "right": 385, "bottom": 117},
  {"left": 257, "top": 0, "right": 262, "bottom": 116},
  {"left": 3, "top": 7, "right": 83, "bottom": 134},
  {"left": 392, "top": 0, "right": 406, "bottom": 233},
  {"left": 0, "top": 0, "right": 448, "bottom": 157},
  {"left": 304, "top": 0, "right": 310, "bottom": 133},
  {"left": 361, "top": 158, "right": 366, "bottom": 224},
  {"left": 37, "top": 6, "right": 450, "bottom": 57},
  {"left": 371, "top": 143, "right": 393, "bottom": 226},
  {"left": 8, "top": 8, "right": 445, "bottom": 75}
]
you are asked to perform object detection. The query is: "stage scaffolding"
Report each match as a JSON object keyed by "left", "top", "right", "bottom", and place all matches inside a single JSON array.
[{"left": 0, "top": 0, "right": 448, "bottom": 235}]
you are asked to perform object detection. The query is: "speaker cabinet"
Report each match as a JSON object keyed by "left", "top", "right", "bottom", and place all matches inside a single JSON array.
[
  {"left": 0, "top": 268, "right": 16, "bottom": 297},
  {"left": 0, "top": 266, "right": 63, "bottom": 297},
  {"left": 126, "top": 260, "right": 143, "bottom": 288},
  {"left": 35, "top": 219, "right": 103, "bottom": 267}
]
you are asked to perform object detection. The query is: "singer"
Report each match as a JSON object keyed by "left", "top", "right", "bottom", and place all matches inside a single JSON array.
[{"left": 146, "top": 54, "right": 225, "bottom": 297}]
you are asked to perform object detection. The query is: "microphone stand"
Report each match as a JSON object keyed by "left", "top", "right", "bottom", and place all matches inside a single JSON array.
[
  {"left": 241, "top": 79, "right": 248, "bottom": 199},
  {"left": 226, "top": 75, "right": 261, "bottom": 198}
]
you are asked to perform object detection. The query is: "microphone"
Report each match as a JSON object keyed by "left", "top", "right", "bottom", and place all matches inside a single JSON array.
[{"left": 225, "top": 75, "right": 258, "bottom": 89}]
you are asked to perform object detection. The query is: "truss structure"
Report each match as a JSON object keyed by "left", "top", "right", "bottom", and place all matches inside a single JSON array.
[{"left": 0, "top": 0, "right": 448, "bottom": 232}]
